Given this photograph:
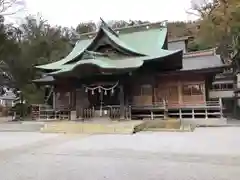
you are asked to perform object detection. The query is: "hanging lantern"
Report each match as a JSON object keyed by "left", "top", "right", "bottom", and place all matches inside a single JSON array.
[
  {"left": 111, "top": 88, "right": 114, "bottom": 94},
  {"left": 85, "top": 88, "right": 88, "bottom": 93},
  {"left": 98, "top": 87, "right": 101, "bottom": 93},
  {"left": 92, "top": 89, "right": 94, "bottom": 95},
  {"left": 104, "top": 90, "right": 107, "bottom": 95}
]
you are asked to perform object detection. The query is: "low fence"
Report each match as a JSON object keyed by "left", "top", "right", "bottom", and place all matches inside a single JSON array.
[
  {"left": 77, "top": 105, "right": 131, "bottom": 120},
  {"left": 32, "top": 104, "right": 70, "bottom": 121},
  {"left": 32, "top": 99, "right": 223, "bottom": 121},
  {"left": 130, "top": 99, "right": 223, "bottom": 120}
]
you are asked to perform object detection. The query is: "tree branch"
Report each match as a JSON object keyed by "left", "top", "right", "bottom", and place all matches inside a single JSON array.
[{"left": 0, "top": 0, "right": 25, "bottom": 16}]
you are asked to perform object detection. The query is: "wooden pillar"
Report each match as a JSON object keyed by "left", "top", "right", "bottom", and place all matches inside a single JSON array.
[
  {"left": 178, "top": 80, "right": 182, "bottom": 105},
  {"left": 179, "top": 109, "right": 182, "bottom": 119},
  {"left": 203, "top": 82, "right": 207, "bottom": 103},
  {"left": 163, "top": 100, "right": 167, "bottom": 119},
  {"left": 119, "top": 85, "right": 125, "bottom": 120},
  {"left": 53, "top": 91, "right": 56, "bottom": 109},
  {"left": 234, "top": 73, "right": 238, "bottom": 117},
  {"left": 205, "top": 109, "right": 208, "bottom": 119},
  {"left": 219, "top": 97, "right": 223, "bottom": 118},
  {"left": 192, "top": 109, "right": 194, "bottom": 119},
  {"left": 234, "top": 95, "right": 238, "bottom": 118},
  {"left": 152, "top": 76, "right": 156, "bottom": 104},
  {"left": 204, "top": 75, "right": 211, "bottom": 102}
]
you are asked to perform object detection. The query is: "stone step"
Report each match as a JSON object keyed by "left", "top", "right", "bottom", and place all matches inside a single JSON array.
[
  {"left": 41, "top": 121, "right": 142, "bottom": 134},
  {"left": 0, "top": 123, "right": 44, "bottom": 132}
]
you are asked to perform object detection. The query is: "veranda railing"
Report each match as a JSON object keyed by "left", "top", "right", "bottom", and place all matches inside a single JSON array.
[{"left": 33, "top": 98, "right": 223, "bottom": 121}]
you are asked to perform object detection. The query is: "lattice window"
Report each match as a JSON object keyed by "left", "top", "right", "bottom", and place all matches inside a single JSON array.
[
  {"left": 182, "top": 84, "right": 204, "bottom": 95},
  {"left": 213, "top": 83, "right": 234, "bottom": 90}
]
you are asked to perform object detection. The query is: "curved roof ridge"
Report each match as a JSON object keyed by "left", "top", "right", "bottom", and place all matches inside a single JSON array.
[
  {"left": 100, "top": 18, "right": 119, "bottom": 37},
  {"left": 78, "top": 20, "right": 167, "bottom": 40},
  {"left": 36, "top": 20, "right": 170, "bottom": 70}
]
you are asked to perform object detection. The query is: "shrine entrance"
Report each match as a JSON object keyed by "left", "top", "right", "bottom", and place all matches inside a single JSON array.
[
  {"left": 86, "top": 85, "right": 120, "bottom": 109},
  {"left": 83, "top": 81, "right": 122, "bottom": 119}
]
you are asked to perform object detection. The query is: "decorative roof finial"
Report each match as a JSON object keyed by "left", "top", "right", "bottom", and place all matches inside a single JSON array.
[
  {"left": 161, "top": 20, "right": 168, "bottom": 27},
  {"left": 100, "top": 17, "right": 105, "bottom": 24},
  {"left": 99, "top": 17, "right": 119, "bottom": 37}
]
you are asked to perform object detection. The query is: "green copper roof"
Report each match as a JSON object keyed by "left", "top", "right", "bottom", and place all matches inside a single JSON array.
[
  {"left": 35, "top": 39, "right": 91, "bottom": 70},
  {"left": 36, "top": 21, "right": 169, "bottom": 70},
  {"left": 48, "top": 58, "right": 142, "bottom": 76},
  {"left": 101, "top": 27, "right": 145, "bottom": 56},
  {"left": 48, "top": 49, "right": 181, "bottom": 76},
  {"left": 119, "top": 27, "right": 167, "bottom": 55}
]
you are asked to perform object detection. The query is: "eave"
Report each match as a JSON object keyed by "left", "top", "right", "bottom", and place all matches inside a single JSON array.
[
  {"left": 32, "top": 76, "right": 56, "bottom": 85},
  {"left": 155, "top": 65, "right": 228, "bottom": 77},
  {"left": 47, "top": 49, "right": 182, "bottom": 77},
  {"left": 180, "top": 65, "right": 228, "bottom": 73}
]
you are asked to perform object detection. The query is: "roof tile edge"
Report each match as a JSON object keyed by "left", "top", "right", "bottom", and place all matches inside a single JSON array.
[
  {"left": 168, "top": 36, "right": 193, "bottom": 43},
  {"left": 183, "top": 48, "right": 217, "bottom": 58}
]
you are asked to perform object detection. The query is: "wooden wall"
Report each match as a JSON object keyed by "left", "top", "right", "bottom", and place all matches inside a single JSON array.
[
  {"left": 53, "top": 72, "right": 207, "bottom": 109},
  {"left": 131, "top": 76, "right": 153, "bottom": 105},
  {"left": 54, "top": 80, "right": 75, "bottom": 110},
  {"left": 156, "top": 74, "right": 206, "bottom": 107},
  {"left": 131, "top": 73, "right": 206, "bottom": 107}
]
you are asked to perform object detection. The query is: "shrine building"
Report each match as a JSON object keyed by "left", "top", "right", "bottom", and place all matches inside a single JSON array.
[{"left": 33, "top": 20, "right": 228, "bottom": 122}]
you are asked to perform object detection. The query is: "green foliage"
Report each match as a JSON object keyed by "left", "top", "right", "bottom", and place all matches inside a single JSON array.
[
  {"left": 21, "top": 84, "right": 45, "bottom": 104},
  {"left": 191, "top": 0, "right": 240, "bottom": 60},
  {"left": 11, "top": 103, "right": 30, "bottom": 118},
  {"left": 0, "top": 15, "right": 73, "bottom": 104},
  {"left": 188, "top": 40, "right": 213, "bottom": 51}
]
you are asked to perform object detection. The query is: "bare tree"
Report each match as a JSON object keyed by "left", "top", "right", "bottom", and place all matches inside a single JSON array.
[
  {"left": 76, "top": 21, "right": 97, "bottom": 34},
  {"left": 187, "top": 0, "right": 218, "bottom": 18},
  {"left": 0, "top": 0, "right": 25, "bottom": 15}
]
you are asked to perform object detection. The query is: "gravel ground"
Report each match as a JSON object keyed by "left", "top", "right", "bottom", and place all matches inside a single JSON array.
[{"left": 1, "top": 128, "right": 240, "bottom": 180}]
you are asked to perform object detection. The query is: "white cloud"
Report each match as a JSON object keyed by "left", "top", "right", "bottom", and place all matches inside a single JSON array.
[{"left": 24, "top": 0, "right": 196, "bottom": 27}]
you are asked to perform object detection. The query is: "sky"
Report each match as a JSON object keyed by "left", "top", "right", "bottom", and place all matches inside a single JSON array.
[{"left": 11, "top": 0, "right": 197, "bottom": 28}]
